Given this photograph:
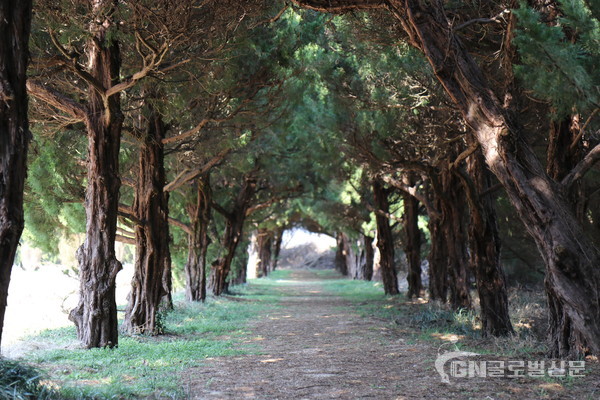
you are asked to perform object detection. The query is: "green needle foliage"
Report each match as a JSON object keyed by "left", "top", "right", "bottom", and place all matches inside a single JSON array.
[{"left": 513, "top": 0, "right": 600, "bottom": 117}]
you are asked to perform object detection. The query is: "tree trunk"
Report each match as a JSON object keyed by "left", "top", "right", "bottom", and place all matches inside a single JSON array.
[
  {"left": 372, "top": 179, "right": 399, "bottom": 295},
  {"left": 185, "top": 175, "right": 211, "bottom": 302},
  {"left": 257, "top": 228, "right": 273, "bottom": 277},
  {"left": 352, "top": 235, "right": 374, "bottom": 281},
  {"left": 69, "top": 0, "right": 124, "bottom": 348},
  {"left": 122, "top": 106, "right": 170, "bottom": 335},
  {"left": 427, "top": 205, "right": 447, "bottom": 302},
  {"left": 231, "top": 242, "right": 249, "bottom": 286},
  {"left": 461, "top": 142, "right": 513, "bottom": 336},
  {"left": 547, "top": 117, "right": 587, "bottom": 222},
  {"left": 402, "top": 175, "right": 422, "bottom": 298},
  {"left": 211, "top": 177, "right": 256, "bottom": 296},
  {"left": 0, "top": 0, "right": 32, "bottom": 350},
  {"left": 272, "top": 227, "right": 284, "bottom": 270},
  {"left": 335, "top": 232, "right": 350, "bottom": 276},
  {"left": 363, "top": 235, "right": 374, "bottom": 281},
  {"left": 440, "top": 168, "right": 471, "bottom": 310}
]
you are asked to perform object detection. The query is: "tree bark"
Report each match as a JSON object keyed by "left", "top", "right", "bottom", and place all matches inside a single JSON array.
[
  {"left": 272, "top": 227, "right": 284, "bottom": 270},
  {"left": 547, "top": 117, "right": 587, "bottom": 222},
  {"left": 402, "top": 174, "right": 422, "bottom": 298},
  {"left": 363, "top": 235, "right": 374, "bottom": 281},
  {"left": 352, "top": 235, "right": 374, "bottom": 281},
  {"left": 122, "top": 105, "right": 171, "bottom": 335},
  {"left": 335, "top": 232, "right": 350, "bottom": 276},
  {"left": 69, "top": 0, "right": 124, "bottom": 348},
  {"left": 372, "top": 179, "right": 399, "bottom": 295},
  {"left": 462, "top": 143, "right": 514, "bottom": 336},
  {"left": 257, "top": 228, "right": 274, "bottom": 277},
  {"left": 292, "top": 0, "right": 600, "bottom": 358},
  {"left": 210, "top": 177, "right": 256, "bottom": 296},
  {"left": 427, "top": 201, "right": 447, "bottom": 302},
  {"left": 185, "top": 175, "right": 211, "bottom": 302},
  {"left": 0, "top": 0, "right": 32, "bottom": 350},
  {"left": 440, "top": 167, "right": 471, "bottom": 310}
]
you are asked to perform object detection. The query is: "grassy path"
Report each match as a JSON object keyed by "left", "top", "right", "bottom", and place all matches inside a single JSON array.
[
  {"left": 9, "top": 268, "right": 598, "bottom": 399},
  {"left": 186, "top": 269, "right": 434, "bottom": 399},
  {"left": 184, "top": 269, "right": 599, "bottom": 400}
]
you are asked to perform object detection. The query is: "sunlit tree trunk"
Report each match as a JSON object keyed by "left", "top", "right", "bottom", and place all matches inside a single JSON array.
[{"left": 69, "top": 0, "right": 123, "bottom": 348}]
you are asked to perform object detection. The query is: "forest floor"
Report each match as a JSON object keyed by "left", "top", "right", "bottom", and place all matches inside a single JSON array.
[{"left": 183, "top": 269, "right": 599, "bottom": 400}]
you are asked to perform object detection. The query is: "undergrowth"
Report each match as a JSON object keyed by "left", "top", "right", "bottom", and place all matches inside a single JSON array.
[{"left": 0, "top": 358, "right": 56, "bottom": 400}]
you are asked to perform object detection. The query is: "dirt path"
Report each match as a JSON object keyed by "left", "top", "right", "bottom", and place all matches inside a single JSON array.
[
  {"left": 184, "top": 270, "right": 597, "bottom": 400},
  {"left": 185, "top": 270, "right": 438, "bottom": 399}
]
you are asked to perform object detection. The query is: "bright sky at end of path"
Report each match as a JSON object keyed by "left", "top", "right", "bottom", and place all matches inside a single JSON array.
[{"left": 282, "top": 228, "right": 336, "bottom": 252}]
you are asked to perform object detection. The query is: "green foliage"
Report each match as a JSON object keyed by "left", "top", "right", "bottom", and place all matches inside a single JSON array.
[
  {"left": 513, "top": 0, "right": 600, "bottom": 116},
  {"left": 24, "top": 130, "right": 86, "bottom": 255}
]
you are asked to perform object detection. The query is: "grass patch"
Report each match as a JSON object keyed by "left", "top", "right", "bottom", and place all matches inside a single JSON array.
[
  {"left": 20, "top": 291, "right": 275, "bottom": 399},
  {"left": 0, "top": 358, "right": 56, "bottom": 399},
  {"left": 318, "top": 277, "right": 405, "bottom": 320}
]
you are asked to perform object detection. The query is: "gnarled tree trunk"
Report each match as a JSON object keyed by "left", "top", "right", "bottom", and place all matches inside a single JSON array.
[
  {"left": 372, "top": 179, "right": 399, "bottom": 295},
  {"left": 122, "top": 106, "right": 171, "bottom": 335},
  {"left": 440, "top": 167, "right": 471, "bottom": 310},
  {"left": 461, "top": 143, "right": 513, "bottom": 336},
  {"left": 210, "top": 177, "right": 256, "bottom": 296},
  {"left": 69, "top": 0, "right": 124, "bottom": 348},
  {"left": 185, "top": 175, "right": 211, "bottom": 302},
  {"left": 0, "top": 0, "right": 32, "bottom": 350},
  {"left": 402, "top": 174, "right": 422, "bottom": 298}
]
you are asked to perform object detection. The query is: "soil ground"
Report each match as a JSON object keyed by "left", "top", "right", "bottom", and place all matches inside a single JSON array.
[{"left": 184, "top": 269, "right": 599, "bottom": 400}]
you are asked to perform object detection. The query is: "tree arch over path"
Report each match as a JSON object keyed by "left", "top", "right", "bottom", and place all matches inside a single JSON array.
[{"left": 291, "top": 0, "right": 600, "bottom": 357}]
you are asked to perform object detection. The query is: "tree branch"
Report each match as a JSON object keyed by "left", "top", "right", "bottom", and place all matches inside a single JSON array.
[
  {"left": 561, "top": 143, "right": 600, "bottom": 189},
  {"left": 453, "top": 9, "right": 510, "bottom": 31},
  {"left": 27, "top": 80, "right": 88, "bottom": 121},
  {"left": 291, "top": 0, "right": 385, "bottom": 13},
  {"left": 116, "top": 234, "right": 136, "bottom": 245},
  {"left": 104, "top": 38, "right": 172, "bottom": 98},
  {"left": 163, "top": 148, "right": 231, "bottom": 192},
  {"left": 212, "top": 201, "right": 232, "bottom": 221},
  {"left": 169, "top": 217, "right": 192, "bottom": 236},
  {"left": 381, "top": 174, "right": 440, "bottom": 219},
  {"left": 48, "top": 29, "right": 107, "bottom": 95},
  {"left": 570, "top": 108, "right": 599, "bottom": 151}
]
